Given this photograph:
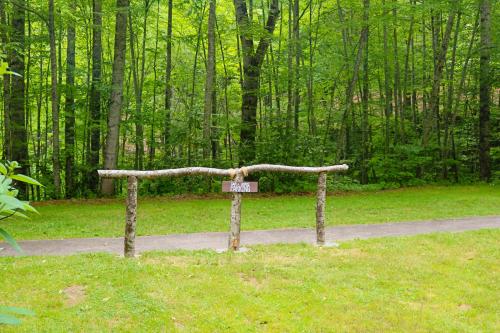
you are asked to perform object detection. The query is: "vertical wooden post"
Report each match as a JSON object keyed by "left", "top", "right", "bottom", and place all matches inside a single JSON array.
[
  {"left": 228, "top": 171, "right": 243, "bottom": 251},
  {"left": 316, "top": 172, "right": 327, "bottom": 245},
  {"left": 124, "top": 176, "right": 138, "bottom": 257}
]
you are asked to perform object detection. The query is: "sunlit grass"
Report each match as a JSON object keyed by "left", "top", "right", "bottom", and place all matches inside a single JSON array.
[
  {"left": 1, "top": 229, "right": 498, "bottom": 332},
  {"left": 3, "top": 184, "right": 499, "bottom": 240}
]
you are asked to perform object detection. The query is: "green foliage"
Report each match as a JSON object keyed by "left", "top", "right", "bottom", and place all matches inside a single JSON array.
[
  {"left": 1, "top": 0, "right": 498, "bottom": 199},
  {"left": 0, "top": 161, "right": 41, "bottom": 326},
  {"left": 0, "top": 161, "right": 41, "bottom": 252}
]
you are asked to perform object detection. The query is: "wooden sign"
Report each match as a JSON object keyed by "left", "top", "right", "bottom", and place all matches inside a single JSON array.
[{"left": 222, "top": 181, "right": 258, "bottom": 193}]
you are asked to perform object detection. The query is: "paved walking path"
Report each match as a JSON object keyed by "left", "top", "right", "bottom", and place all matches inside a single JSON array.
[{"left": 1, "top": 216, "right": 498, "bottom": 257}]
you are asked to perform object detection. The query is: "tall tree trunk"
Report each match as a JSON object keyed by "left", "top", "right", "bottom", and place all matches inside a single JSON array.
[
  {"left": 442, "top": 13, "right": 461, "bottom": 179},
  {"left": 128, "top": 1, "right": 150, "bottom": 170},
  {"left": 286, "top": 0, "right": 293, "bottom": 133},
  {"left": 0, "top": 0, "right": 10, "bottom": 160},
  {"left": 102, "top": 0, "right": 129, "bottom": 195},
  {"left": 479, "top": 0, "right": 491, "bottom": 181},
  {"left": 164, "top": 0, "right": 173, "bottom": 158},
  {"left": 392, "top": 1, "right": 402, "bottom": 143},
  {"left": 9, "top": 0, "right": 29, "bottom": 196},
  {"left": 293, "top": 0, "right": 300, "bottom": 131},
  {"left": 234, "top": 0, "right": 280, "bottom": 165},
  {"left": 48, "top": 0, "right": 61, "bottom": 198},
  {"left": 424, "top": 8, "right": 456, "bottom": 147},
  {"left": 203, "top": 0, "right": 216, "bottom": 160},
  {"left": 360, "top": 0, "right": 370, "bottom": 184},
  {"left": 382, "top": 0, "right": 392, "bottom": 155},
  {"left": 337, "top": 0, "right": 369, "bottom": 161},
  {"left": 88, "top": 0, "right": 102, "bottom": 192},
  {"left": 149, "top": 0, "right": 160, "bottom": 167},
  {"left": 65, "top": 0, "right": 77, "bottom": 198}
]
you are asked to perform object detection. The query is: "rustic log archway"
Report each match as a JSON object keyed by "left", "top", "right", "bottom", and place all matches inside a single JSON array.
[{"left": 98, "top": 164, "right": 349, "bottom": 257}]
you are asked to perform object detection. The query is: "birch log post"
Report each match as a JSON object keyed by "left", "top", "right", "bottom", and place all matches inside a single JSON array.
[
  {"left": 316, "top": 172, "right": 327, "bottom": 245},
  {"left": 228, "top": 171, "right": 244, "bottom": 251},
  {"left": 124, "top": 176, "right": 138, "bottom": 257}
]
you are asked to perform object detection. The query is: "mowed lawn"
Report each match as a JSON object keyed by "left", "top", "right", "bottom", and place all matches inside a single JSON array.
[
  {"left": 0, "top": 230, "right": 498, "bottom": 332},
  {"left": 3, "top": 185, "right": 500, "bottom": 240}
]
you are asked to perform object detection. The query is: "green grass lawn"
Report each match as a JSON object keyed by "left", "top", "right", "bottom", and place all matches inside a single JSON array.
[
  {"left": 3, "top": 185, "right": 500, "bottom": 240},
  {"left": 0, "top": 230, "right": 498, "bottom": 332}
]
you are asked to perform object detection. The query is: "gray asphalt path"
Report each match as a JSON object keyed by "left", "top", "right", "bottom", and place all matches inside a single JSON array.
[{"left": 1, "top": 216, "right": 498, "bottom": 257}]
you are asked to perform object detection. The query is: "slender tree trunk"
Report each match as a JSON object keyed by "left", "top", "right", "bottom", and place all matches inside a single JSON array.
[
  {"left": 9, "top": 0, "right": 29, "bottom": 197},
  {"left": 216, "top": 17, "right": 233, "bottom": 163},
  {"left": 442, "top": 13, "right": 461, "bottom": 179},
  {"left": 360, "top": 0, "right": 370, "bottom": 184},
  {"left": 65, "top": 0, "right": 77, "bottom": 198},
  {"left": 382, "top": 0, "right": 392, "bottom": 155},
  {"left": 337, "top": 0, "right": 369, "bottom": 161},
  {"left": 164, "top": 0, "right": 173, "bottom": 158},
  {"left": 48, "top": 0, "right": 61, "bottom": 198},
  {"left": 424, "top": 8, "right": 456, "bottom": 147},
  {"left": 149, "top": 0, "right": 160, "bottom": 167},
  {"left": 88, "top": 0, "right": 102, "bottom": 192},
  {"left": 479, "top": 0, "right": 491, "bottom": 181},
  {"left": 0, "top": 0, "right": 10, "bottom": 160},
  {"left": 188, "top": 6, "right": 206, "bottom": 165},
  {"left": 293, "top": 0, "right": 300, "bottom": 131},
  {"left": 403, "top": 0, "right": 415, "bottom": 133},
  {"left": 128, "top": 2, "right": 150, "bottom": 170},
  {"left": 102, "top": 0, "right": 129, "bottom": 195},
  {"left": 392, "top": 1, "right": 402, "bottom": 143},
  {"left": 203, "top": 0, "right": 217, "bottom": 160},
  {"left": 286, "top": 0, "right": 293, "bottom": 133}
]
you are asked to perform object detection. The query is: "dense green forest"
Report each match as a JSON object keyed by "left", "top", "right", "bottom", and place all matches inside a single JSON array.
[{"left": 0, "top": 0, "right": 498, "bottom": 199}]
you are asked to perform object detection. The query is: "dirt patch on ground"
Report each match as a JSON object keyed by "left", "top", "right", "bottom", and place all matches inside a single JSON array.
[
  {"left": 458, "top": 304, "right": 472, "bottom": 311},
  {"left": 62, "top": 285, "right": 87, "bottom": 307},
  {"left": 238, "top": 272, "right": 264, "bottom": 289}
]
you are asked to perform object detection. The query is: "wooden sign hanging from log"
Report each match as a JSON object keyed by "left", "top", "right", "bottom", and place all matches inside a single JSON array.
[{"left": 222, "top": 181, "right": 258, "bottom": 193}]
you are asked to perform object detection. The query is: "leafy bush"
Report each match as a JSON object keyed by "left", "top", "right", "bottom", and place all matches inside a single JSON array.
[{"left": 0, "top": 161, "right": 41, "bottom": 325}]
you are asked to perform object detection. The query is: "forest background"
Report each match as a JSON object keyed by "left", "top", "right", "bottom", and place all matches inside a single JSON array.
[{"left": 0, "top": 0, "right": 498, "bottom": 200}]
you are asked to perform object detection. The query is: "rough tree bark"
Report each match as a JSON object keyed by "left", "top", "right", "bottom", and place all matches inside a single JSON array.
[
  {"left": 1, "top": 0, "right": 10, "bottom": 160},
  {"left": 8, "top": 0, "right": 29, "bottom": 196},
  {"left": 88, "top": 0, "right": 102, "bottom": 192},
  {"left": 479, "top": 0, "right": 491, "bottom": 181},
  {"left": 293, "top": 0, "right": 300, "bottom": 131},
  {"left": 423, "top": 7, "right": 456, "bottom": 147},
  {"left": 360, "top": 0, "right": 370, "bottom": 184},
  {"left": 48, "top": 0, "right": 61, "bottom": 198},
  {"left": 382, "top": 0, "right": 392, "bottom": 155},
  {"left": 65, "top": 0, "right": 77, "bottom": 198},
  {"left": 234, "top": 0, "right": 280, "bottom": 165},
  {"left": 102, "top": 0, "right": 129, "bottom": 195},
  {"left": 124, "top": 176, "right": 138, "bottom": 257},
  {"left": 203, "top": 0, "right": 216, "bottom": 160},
  {"left": 228, "top": 171, "right": 243, "bottom": 250},
  {"left": 336, "top": 0, "right": 369, "bottom": 161},
  {"left": 128, "top": 1, "right": 151, "bottom": 170},
  {"left": 164, "top": 0, "right": 173, "bottom": 157},
  {"left": 315, "top": 172, "right": 327, "bottom": 245}
]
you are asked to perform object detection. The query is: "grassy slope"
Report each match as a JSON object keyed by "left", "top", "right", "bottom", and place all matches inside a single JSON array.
[
  {"left": 4, "top": 185, "right": 500, "bottom": 240},
  {"left": 0, "top": 230, "right": 498, "bottom": 332}
]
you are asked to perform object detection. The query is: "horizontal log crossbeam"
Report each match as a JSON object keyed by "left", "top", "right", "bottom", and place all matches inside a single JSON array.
[
  {"left": 98, "top": 164, "right": 349, "bottom": 256},
  {"left": 97, "top": 164, "right": 349, "bottom": 179}
]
